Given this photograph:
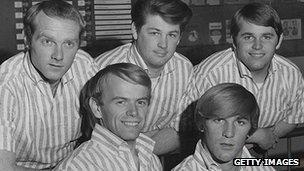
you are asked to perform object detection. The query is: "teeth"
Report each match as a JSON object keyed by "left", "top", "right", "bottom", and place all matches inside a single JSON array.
[
  {"left": 250, "top": 53, "right": 264, "bottom": 57},
  {"left": 123, "top": 122, "right": 139, "bottom": 126}
]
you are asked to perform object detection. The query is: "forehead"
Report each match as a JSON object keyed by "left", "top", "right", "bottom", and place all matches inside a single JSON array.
[
  {"left": 102, "top": 74, "right": 149, "bottom": 99},
  {"left": 32, "top": 11, "right": 81, "bottom": 38},
  {"left": 142, "top": 14, "right": 180, "bottom": 32},
  {"left": 237, "top": 19, "right": 277, "bottom": 36}
]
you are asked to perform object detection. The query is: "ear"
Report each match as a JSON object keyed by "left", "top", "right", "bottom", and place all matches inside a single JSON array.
[
  {"left": 131, "top": 22, "right": 138, "bottom": 40},
  {"left": 89, "top": 97, "right": 103, "bottom": 119},
  {"left": 23, "top": 30, "right": 30, "bottom": 50},
  {"left": 275, "top": 34, "right": 283, "bottom": 50}
]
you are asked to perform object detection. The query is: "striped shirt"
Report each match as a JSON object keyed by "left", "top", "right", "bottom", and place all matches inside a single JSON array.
[
  {"left": 190, "top": 48, "right": 304, "bottom": 127},
  {"left": 0, "top": 50, "right": 97, "bottom": 169},
  {"left": 54, "top": 124, "right": 163, "bottom": 171},
  {"left": 172, "top": 140, "right": 276, "bottom": 171},
  {"left": 95, "top": 43, "right": 194, "bottom": 131}
]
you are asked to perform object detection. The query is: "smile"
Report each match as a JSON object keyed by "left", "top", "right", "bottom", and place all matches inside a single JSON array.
[
  {"left": 249, "top": 53, "right": 265, "bottom": 58},
  {"left": 122, "top": 121, "right": 140, "bottom": 127}
]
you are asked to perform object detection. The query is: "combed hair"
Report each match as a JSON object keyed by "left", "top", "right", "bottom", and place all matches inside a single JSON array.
[
  {"left": 195, "top": 83, "right": 260, "bottom": 136},
  {"left": 131, "top": 0, "right": 192, "bottom": 33}
]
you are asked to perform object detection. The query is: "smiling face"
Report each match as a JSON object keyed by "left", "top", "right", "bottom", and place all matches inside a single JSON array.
[
  {"left": 133, "top": 14, "right": 181, "bottom": 71},
  {"left": 234, "top": 19, "right": 282, "bottom": 74},
  {"left": 29, "top": 11, "right": 80, "bottom": 85},
  {"left": 100, "top": 75, "right": 150, "bottom": 141},
  {"left": 203, "top": 115, "right": 251, "bottom": 163}
]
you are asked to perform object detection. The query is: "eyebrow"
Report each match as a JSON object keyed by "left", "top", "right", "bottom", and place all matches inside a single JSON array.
[
  {"left": 112, "top": 96, "right": 150, "bottom": 101},
  {"left": 240, "top": 32, "right": 276, "bottom": 37},
  {"left": 147, "top": 27, "right": 180, "bottom": 34}
]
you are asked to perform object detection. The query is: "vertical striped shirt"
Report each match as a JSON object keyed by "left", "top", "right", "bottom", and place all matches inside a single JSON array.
[
  {"left": 95, "top": 43, "right": 194, "bottom": 131},
  {"left": 0, "top": 50, "right": 97, "bottom": 169},
  {"left": 190, "top": 48, "right": 304, "bottom": 127},
  {"left": 54, "top": 124, "right": 163, "bottom": 171},
  {"left": 172, "top": 140, "right": 276, "bottom": 171}
]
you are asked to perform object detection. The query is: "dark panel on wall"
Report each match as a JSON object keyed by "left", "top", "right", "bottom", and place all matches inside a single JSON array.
[{"left": 0, "top": 0, "right": 18, "bottom": 64}]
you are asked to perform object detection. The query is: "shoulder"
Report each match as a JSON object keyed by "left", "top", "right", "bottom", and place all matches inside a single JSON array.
[
  {"left": 172, "top": 155, "right": 204, "bottom": 171},
  {"left": 194, "top": 48, "right": 235, "bottom": 75},
  {"left": 55, "top": 141, "right": 95, "bottom": 170},
  {"left": 95, "top": 43, "right": 131, "bottom": 64},
  {"left": 74, "top": 49, "right": 95, "bottom": 65},
  {"left": 172, "top": 52, "right": 194, "bottom": 74},
  {"left": 0, "top": 52, "right": 25, "bottom": 85},
  {"left": 273, "top": 54, "right": 302, "bottom": 75}
]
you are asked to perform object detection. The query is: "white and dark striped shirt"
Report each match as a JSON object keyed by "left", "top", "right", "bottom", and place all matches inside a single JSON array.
[
  {"left": 172, "top": 140, "right": 276, "bottom": 171},
  {"left": 0, "top": 50, "right": 97, "bottom": 169},
  {"left": 190, "top": 48, "right": 304, "bottom": 127},
  {"left": 95, "top": 43, "right": 194, "bottom": 131},
  {"left": 54, "top": 124, "right": 163, "bottom": 171}
]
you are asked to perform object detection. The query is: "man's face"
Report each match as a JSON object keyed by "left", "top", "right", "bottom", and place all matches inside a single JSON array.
[
  {"left": 133, "top": 14, "right": 181, "bottom": 70},
  {"left": 203, "top": 115, "right": 251, "bottom": 163},
  {"left": 234, "top": 19, "right": 282, "bottom": 74},
  {"left": 100, "top": 75, "right": 150, "bottom": 141},
  {"left": 29, "top": 11, "right": 80, "bottom": 85}
]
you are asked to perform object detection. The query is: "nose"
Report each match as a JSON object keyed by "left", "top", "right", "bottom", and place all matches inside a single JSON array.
[
  {"left": 51, "top": 45, "right": 64, "bottom": 61},
  {"left": 222, "top": 122, "right": 235, "bottom": 138},
  {"left": 126, "top": 103, "right": 138, "bottom": 117},
  {"left": 157, "top": 35, "right": 168, "bottom": 49},
  {"left": 252, "top": 38, "right": 263, "bottom": 50}
]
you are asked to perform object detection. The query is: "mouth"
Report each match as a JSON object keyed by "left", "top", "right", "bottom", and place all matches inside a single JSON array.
[
  {"left": 220, "top": 143, "right": 235, "bottom": 150},
  {"left": 49, "top": 63, "right": 64, "bottom": 68},
  {"left": 249, "top": 52, "right": 265, "bottom": 58},
  {"left": 122, "top": 121, "right": 141, "bottom": 127},
  {"left": 154, "top": 51, "right": 168, "bottom": 57}
]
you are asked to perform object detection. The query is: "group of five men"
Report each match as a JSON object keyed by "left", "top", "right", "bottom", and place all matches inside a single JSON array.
[{"left": 0, "top": 0, "right": 303, "bottom": 170}]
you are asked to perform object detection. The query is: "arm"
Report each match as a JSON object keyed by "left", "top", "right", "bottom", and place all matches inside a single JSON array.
[
  {"left": 145, "top": 128, "right": 180, "bottom": 155},
  {"left": 0, "top": 150, "right": 37, "bottom": 171},
  {"left": 246, "top": 122, "right": 296, "bottom": 150}
]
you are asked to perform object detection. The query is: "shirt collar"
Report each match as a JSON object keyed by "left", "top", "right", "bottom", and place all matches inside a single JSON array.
[
  {"left": 91, "top": 124, "right": 155, "bottom": 153},
  {"left": 23, "top": 51, "right": 74, "bottom": 85},
  {"left": 193, "top": 140, "right": 252, "bottom": 171},
  {"left": 128, "top": 43, "right": 176, "bottom": 75}
]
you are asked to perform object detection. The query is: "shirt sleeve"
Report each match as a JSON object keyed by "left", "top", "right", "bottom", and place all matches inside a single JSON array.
[
  {"left": 0, "top": 85, "right": 16, "bottom": 153},
  {"left": 284, "top": 71, "right": 304, "bottom": 124}
]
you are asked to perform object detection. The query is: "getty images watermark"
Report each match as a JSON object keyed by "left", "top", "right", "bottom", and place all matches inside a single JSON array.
[{"left": 233, "top": 158, "right": 300, "bottom": 166}]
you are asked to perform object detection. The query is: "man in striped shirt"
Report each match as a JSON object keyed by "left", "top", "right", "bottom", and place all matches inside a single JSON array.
[
  {"left": 173, "top": 83, "right": 275, "bottom": 171},
  {"left": 0, "top": 0, "right": 97, "bottom": 170},
  {"left": 95, "top": 0, "right": 193, "bottom": 155},
  {"left": 188, "top": 3, "right": 304, "bottom": 154},
  {"left": 55, "top": 63, "right": 162, "bottom": 171}
]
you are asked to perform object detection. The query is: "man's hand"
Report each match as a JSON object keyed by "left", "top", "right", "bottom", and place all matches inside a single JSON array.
[{"left": 246, "top": 127, "right": 278, "bottom": 150}]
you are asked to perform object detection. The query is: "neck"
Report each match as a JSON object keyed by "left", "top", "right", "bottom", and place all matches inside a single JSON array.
[
  {"left": 251, "top": 67, "right": 269, "bottom": 84},
  {"left": 50, "top": 80, "right": 60, "bottom": 97},
  {"left": 147, "top": 67, "right": 163, "bottom": 78},
  {"left": 127, "top": 140, "right": 139, "bottom": 167}
]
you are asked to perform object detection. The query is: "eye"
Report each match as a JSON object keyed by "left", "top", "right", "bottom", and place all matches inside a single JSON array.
[
  {"left": 41, "top": 39, "right": 54, "bottom": 46},
  {"left": 150, "top": 31, "right": 160, "bottom": 36},
  {"left": 116, "top": 100, "right": 126, "bottom": 106},
  {"left": 243, "top": 35, "right": 253, "bottom": 41},
  {"left": 263, "top": 35, "right": 272, "bottom": 40},
  {"left": 169, "top": 33, "right": 178, "bottom": 38},
  {"left": 213, "top": 118, "right": 224, "bottom": 123},
  {"left": 137, "top": 99, "right": 148, "bottom": 107},
  {"left": 236, "top": 119, "right": 248, "bottom": 126},
  {"left": 64, "top": 41, "right": 77, "bottom": 48}
]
